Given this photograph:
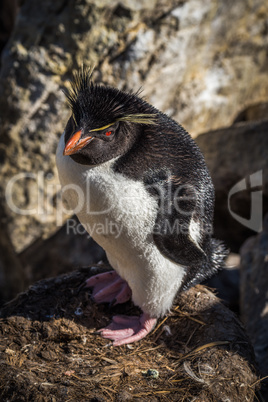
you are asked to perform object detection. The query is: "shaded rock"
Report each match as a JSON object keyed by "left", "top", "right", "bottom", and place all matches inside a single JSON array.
[
  {"left": 0, "top": 0, "right": 268, "bottom": 252},
  {"left": 0, "top": 267, "right": 260, "bottom": 401},
  {"left": 0, "top": 0, "right": 18, "bottom": 55},
  {"left": 240, "top": 214, "right": 268, "bottom": 399},
  {"left": 196, "top": 119, "right": 268, "bottom": 251},
  {"left": 206, "top": 253, "right": 240, "bottom": 312},
  {"left": 0, "top": 225, "right": 25, "bottom": 304},
  {"left": 234, "top": 102, "right": 268, "bottom": 124},
  {"left": 0, "top": 208, "right": 26, "bottom": 304},
  {"left": 0, "top": 213, "right": 106, "bottom": 306},
  {"left": 19, "top": 216, "right": 105, "bottom": 285}
]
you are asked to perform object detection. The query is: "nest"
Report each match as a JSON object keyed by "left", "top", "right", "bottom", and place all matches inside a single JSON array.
[{"left": 0, "top": 266, "right": 260, "bottom": 401}]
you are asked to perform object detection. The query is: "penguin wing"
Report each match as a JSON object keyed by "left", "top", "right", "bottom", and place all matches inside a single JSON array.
[{"left": 150, "top": 179, "right": 209, "bottom": 267}]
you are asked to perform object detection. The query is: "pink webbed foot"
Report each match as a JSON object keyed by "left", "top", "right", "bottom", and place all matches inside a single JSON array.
[
  {"left": 98, "top": 313, "right": 157, "bottom": 346},
  {"left": 85, "top": 271, "right": 132, "bottom": 306}
]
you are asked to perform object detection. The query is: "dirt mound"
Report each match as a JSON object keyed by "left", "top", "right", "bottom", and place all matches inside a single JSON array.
[{"left": 0, "top": 266, "right": 260, "bottom": 401}]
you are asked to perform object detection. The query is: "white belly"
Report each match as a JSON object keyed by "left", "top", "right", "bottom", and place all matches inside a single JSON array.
[{"left": 56, "top": 133, "right": 185, "bottom": 317}]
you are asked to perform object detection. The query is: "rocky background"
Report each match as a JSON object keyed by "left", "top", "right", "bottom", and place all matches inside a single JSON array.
[{"left": 0, "top": 0, "right": 267, "bottom": 399}]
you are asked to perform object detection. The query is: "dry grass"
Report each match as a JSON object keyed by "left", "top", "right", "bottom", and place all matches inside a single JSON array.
[{"left": 0, "top": 266, "right": 261, "bottom": 401}]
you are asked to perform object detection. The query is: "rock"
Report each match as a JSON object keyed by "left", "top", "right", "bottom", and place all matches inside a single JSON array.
[
  {"left": 0, "top": 0, "right": 18, "bottom": 55},
  {"left": 196, "top": 119, "right": 268, "bottom": 251},
  {"left": 0, "top": 0, "right": 268, "bottom": 253},
  {"left": 19, "top": 216, "right": 105, "bottom": 285},
  {"left": 205, "top": 253, "right": 240, "bottom": 312},
  {"left": 234, "top": 102, "right": 268, "bottom": 124},
  {"left": 0, "top": 268, "right": 260, "bottom": 401},
  {"left": 0, "top": 223, "right": 26, "bottom": 304},
  {"left": 240, "top": 214, "right": 268, "bottom": 399},
  {"left": 0, "top": 213, "right": 105, "bottom": 306}
]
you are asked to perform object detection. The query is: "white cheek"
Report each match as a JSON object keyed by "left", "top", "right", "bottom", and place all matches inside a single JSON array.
[{"left": 189, "top": 218, "right": 201, "bottom": 245}]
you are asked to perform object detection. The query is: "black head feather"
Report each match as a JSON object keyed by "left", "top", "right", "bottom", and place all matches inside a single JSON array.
[{"left": 63, "top": 68, "right": 157, "bottom": 130}]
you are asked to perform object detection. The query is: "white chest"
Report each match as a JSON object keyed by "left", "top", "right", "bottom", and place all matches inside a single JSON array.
[{"left": 56, "top": 133, "right": 158, "bottom": 256}]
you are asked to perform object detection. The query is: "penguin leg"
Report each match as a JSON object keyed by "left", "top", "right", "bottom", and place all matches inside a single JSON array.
[
  {"left": 85, "top": 271, "right": 132, "bottom": 305},
  {"left": 97, "top": 313, "right": 157, "bottom": 346}
]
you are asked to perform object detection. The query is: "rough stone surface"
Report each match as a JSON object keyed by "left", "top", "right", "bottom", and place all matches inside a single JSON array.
[
  {"left": 0, "top": 0, "right": 18, "bottom": 54},
  {"left": 233, "top": 101, "right": 268, "bottom": 124},
  {"left": 240, "top": 214, "right": 268, "bottom": 398},
  {"left": 0, "top": 268, "right": 260, "bottom": 401},
  {"left": 196, "top": 120, "right": 268, "bottom": 251},
  {"left": 206, "top": 253, "right": 240, "bottom": 312},
  {"left": 19, "top": 216, "right": 105, "bottom": 286},
  {"left": 0, "top": 223, "right": 25, "bottom": 304},
  {"left": 0, "top": 0, "right": 268, "bottom": 252}
]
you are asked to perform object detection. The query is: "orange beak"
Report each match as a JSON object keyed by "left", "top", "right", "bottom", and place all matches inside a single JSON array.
[{"left": 63, "top": 130, "right": 94, "bottom": 156}]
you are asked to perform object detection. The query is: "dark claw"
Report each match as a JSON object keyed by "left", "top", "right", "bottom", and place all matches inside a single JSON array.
[
  {"left": 92, "top": 330, "right": 102, "bottom": 335},
  {"left": 108, "top": 298, "right": 117, "bottom": 310},
  {"left": 91, "top": 295, "right": 96, "bottom": 303},
  {"left": 77, "top": 281, "right": 88, "bottom": 294}
]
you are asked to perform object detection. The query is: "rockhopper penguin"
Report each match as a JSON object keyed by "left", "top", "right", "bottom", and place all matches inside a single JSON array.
[{"left": 56, "top": 68, "right": 227, "bottom": 346}]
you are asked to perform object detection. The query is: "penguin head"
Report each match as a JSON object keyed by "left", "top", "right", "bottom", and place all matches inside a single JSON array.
[{"left": 62, "top": 68, "right": 156, "bottom": 165}]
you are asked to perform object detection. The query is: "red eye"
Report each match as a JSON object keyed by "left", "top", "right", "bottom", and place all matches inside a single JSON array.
[{"left": 106, "top": 131, "right": 112, "bottom": 136}]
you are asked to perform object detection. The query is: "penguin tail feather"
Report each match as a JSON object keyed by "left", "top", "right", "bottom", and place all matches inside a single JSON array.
[
  {"left": 208, "top": 238, "right": 229, "bottom": 278},
  {"left": 182, "top": 238, "right": 229, "bottom": 290}
]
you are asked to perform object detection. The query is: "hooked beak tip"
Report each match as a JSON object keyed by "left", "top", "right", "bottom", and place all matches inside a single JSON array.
[{"left": 63, "top": 130, "right": 93, "bottom": 156}]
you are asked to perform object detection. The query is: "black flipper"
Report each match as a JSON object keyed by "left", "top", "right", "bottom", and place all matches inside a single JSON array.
[
  {"left": 147, "top": 176, "right": 228, "bottom": 287},
  {"left": 147, "top": 175, "right": 209, "bottom": 266}
]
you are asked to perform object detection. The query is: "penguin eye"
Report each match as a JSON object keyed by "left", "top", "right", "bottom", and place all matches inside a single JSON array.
[
  {"left": 103, "top": 129, "right": 115, "bottom": 141},
  {"left": 101, "top": 122, "right": 119, "bottom": 140}
]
